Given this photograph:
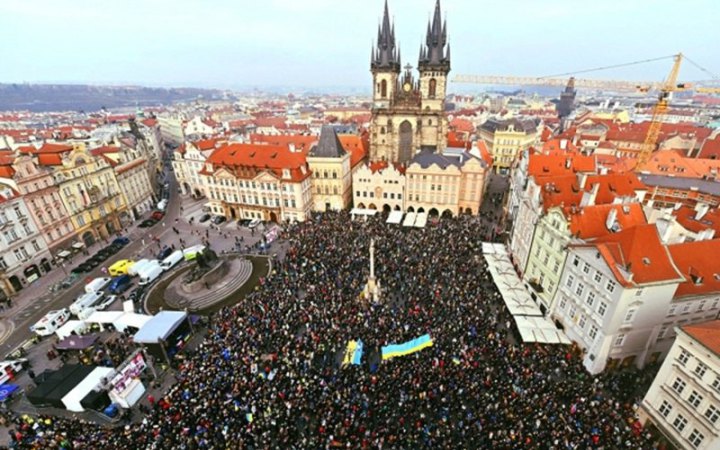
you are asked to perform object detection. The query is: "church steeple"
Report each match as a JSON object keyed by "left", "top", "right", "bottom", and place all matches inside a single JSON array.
[
  {"left": 371, "top": 0, "right": 400, "bottom": 72},
  {"left": 418, "top": 0, "right": 450, "bottom": 71}
]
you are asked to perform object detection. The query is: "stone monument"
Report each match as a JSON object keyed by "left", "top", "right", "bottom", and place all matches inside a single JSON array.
[{"left": 363, "top": 238, "right": 381, "bottom": 302}]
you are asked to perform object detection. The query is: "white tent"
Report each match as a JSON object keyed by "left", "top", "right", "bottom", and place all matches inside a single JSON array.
[
  {"left": 483, "top": 252, "right": 544, "bottom": 317},
  {"left": 115, "top": 313, "right": 152, "bottom": 332},
  {"left": 55, "top": 320, "right": 89, "bottom": 340},
  {"left": 403, "top": 212, "right": 416, "bottom": 227},
  {"left": 122, "top": 300, "right": 135, "bottom": 313},
  {"left": 133, "top": 311, "right": 188, "bottom": 344},
  {"left": 386, "top": 210, "right": 403, "bottom": 224},
  {"left": 514, "top": 316, "right": 571, "bottom": 345},
  {"left": 61, "top": 366, "right": 115, "bottom": 412},
  {"left": 350, "top": 208, "right": 377, "bottom": 220},
  {"left": 414, "top": 212, "right": 428, "bottom": 228},
  {"left": 85, "top": 311, "right": 124, "bottom": 327}
]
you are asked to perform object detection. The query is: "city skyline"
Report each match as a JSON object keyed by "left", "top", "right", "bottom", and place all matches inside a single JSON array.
[{"left": 1, "top": 0, "right": 718, "bottom": 90}]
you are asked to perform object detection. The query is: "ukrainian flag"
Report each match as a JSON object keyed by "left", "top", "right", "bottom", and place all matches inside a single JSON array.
[
  {"left": 381, "top": 334, "right": 433, "bottom": 360},
  {"left": 343, "top": 339, "right": 364, "bottom": 366}
]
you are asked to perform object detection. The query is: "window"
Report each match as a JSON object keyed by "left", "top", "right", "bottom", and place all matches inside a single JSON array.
[
  {"left": 678, "top": 349, "right": 691, "bottom": 365},
  {"left": 624, "top": 308, "right": 637, "bottom": 324},
  {"left": 572, "top": 255, "right": 580, "bottom": 267},
  {"left": 688, "top": 390, "right": 703, "bottom": 408},
  {"left": 668, "top": 305, "right": 678, "bottom": 316},
  {"left": 586, "top": 292, "right": 596, "bottom": 307},
  {"left": 578, "top": 315, "right": 587, "bottom": 329},
  {"left": 583, "top": 263, "right": 591, "bottom": 274},
  {"left": 671, "top": 377, "right": 687, "bottom": 395},
  {"left": 695, "top": 362, "right": 708, "bottom": 379},
  {"left": 566, "top": 274, "right": 575, "bottom": 289},
  {"left": 705, "top": 405, "right": 719, "bottom": 424},
  {"left": 658, "top": 400, "right": 672, "bottom": 418},
  {"left": 672, "top": 414, "right": 687, "bottom": 433},
  {"left": 575, "top": 283, "right": 584, "bottom": 297},
  {"left": 614, "top": 334, "right": 625, "bottom": 347},
  {"left": 559, "top": 297, "right": 567, "bottom": 310},
  {"left": 589, "top": 325, "right": 598, "bottom": 340},
  {"left": 594, "top": 271, "right": 602, "bottom": 283},
  {"left": 712, "top": 376, "right": 720, "bottom": 393},
  {"left": 598, "top": 302, "right": 607, "bottom": 317},
  {"left": 553, "top": 260, "right": 560, "bottom": 274},
  {"left": 688, "top": 429, "right": 704, "bottom": 449},
  {"left": 606, "top": 280, "right": 616, "bottom": 293}
]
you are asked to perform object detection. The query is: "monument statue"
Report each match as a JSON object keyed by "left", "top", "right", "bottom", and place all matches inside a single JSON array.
[{"left": 363, "top": 238, "right": 381, "bottom": 303}]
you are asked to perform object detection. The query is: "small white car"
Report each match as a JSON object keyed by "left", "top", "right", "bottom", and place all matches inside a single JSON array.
[
  {"left": 30, "top": 309, "right": 70, "bottom": 337},
  {"left": 94, "top": 295, "right": 117, "bottom": 311},
  {"left": 248, "top": 218, "right": 261, "bottom": 229},
  {"left": 0, "top": 359, "right": 29, "bottom": 385}
]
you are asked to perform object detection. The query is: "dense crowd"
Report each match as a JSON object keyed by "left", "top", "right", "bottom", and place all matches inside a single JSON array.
[{"left": 5, "top": 212, "right": 664, "bottom": 449}]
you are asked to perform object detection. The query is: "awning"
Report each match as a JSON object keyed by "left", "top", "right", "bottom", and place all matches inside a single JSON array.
[
  {"left": 350, "top": 208, "right": 378, "bottom": 216},
  {"left": 386, "top": 210, "right": 403, "bottom": 224},
  {"left": 116, "top": 313, "right": 152, "bottom": 331},
  {"left": 72, "top": 242, "right": 84, "bottom": 249},
  {"left": 57, "top": 250, "right": 72, "bottom": 259},
  {"left": 56, "top": 334, "right": 99, "bottom": 351},
  {"left": 403, "top": 212, "right": 416, "bottom": 227},
  {"left": 133, "top": 311, "right": 188, "bottom": 344},
  {"left": 414, "top": 212, "right": 428, "bottom": 228},
  {"left": 514, "top": 316, "right": 572, "bottom": 345}
]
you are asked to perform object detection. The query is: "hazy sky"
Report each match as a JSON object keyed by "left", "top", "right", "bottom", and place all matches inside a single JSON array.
[{"left": 0, "top": 0, "right": 717, "bottom": 90}]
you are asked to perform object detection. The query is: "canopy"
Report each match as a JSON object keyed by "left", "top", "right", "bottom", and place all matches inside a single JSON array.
[
  {"left": 482, "top": 242, "right": 508, "bottom": 255},
  {"left": 72, "top": 242, "right": 84, "bottom": 249},
  {"left": 133, "top": 311, "right": 188, "bottom": 344},
  {"left": 403, "top": 212, "right": 416, "bottom": 227},
  {"left": 85, "top": 311, "right": 124, "bottom": 325},
  {"left": 386, "top": 210, "right": 403, "bottom": 224},
  {"left": 57, "top": 250, "right": 72, "bottom": 259},
  {"left": 56, "top": 334, "right": 99, "bottom": 351},
  {"left": 350, "top": 208, "right": 377, "bottom": 217},
  {"left": 0, "top": 384, "right": 20, "bottom": 402},
  {"left": 484, "top": 251, "right": 543, "bottom": 317},
  {"left": 116, "top": 313, "right": 152, "bottom": 331},
  {"left": 55, "top": 320, "right": 88, "bottom": 340},
  {"left": 61, "top": 366, "right": 115, "bottom": 412},
  {"left": 514, "top": 316, "right": 572, "bottom": 345},
  {"left": 414, "top": 212, "right": 428, "bottom": 228}
]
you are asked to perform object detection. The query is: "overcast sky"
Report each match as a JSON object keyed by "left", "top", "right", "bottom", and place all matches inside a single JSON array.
[{"left": 0, "top": 0, "right": 717, "bottom": 91}]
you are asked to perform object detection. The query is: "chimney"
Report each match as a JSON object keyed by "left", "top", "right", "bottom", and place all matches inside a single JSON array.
[
  {"left": 289, "top": 143, "right": 296, "bottom": 153},
  {"left": 565, "top": 158, "right": 571, "bottom": 169},
  {"left": 606, "top": 208, "right": 618, "bottom": 231},
  {"left": 560, "top": 139, "right": 568, "bottom": 150},
  {"left": 580, "top": 182, "right": 600, "bottom": 207},
  {"left": 579, "top": 172, "right": 588, "bottom": 189},
  {"left": 695, "top": 202, "right": 710, "bottom": 220}
]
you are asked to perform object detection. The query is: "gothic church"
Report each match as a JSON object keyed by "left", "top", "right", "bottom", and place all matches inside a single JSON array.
[{"left": 369, "top": 0, "right": 450, "bottom": 163}]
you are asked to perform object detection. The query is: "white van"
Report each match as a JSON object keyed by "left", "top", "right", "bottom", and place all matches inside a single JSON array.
[
  {"left": 157, "top": 199, "right": 168, "bottom": 211},
  {"left": 85, "top": 277, "right": 112, "bottom": 293},
  {"left": 182, "top": 245, "right": 206, "bottom": 261},
  {"left": 76, "top": 307, "right": 97, "bottom": 321},
  {"left": 70, "top": 291, "right": 104, "bottom": 316},
  {"left": 138, "top": 262, "right": 163, "bottom": 286},
  {"left": 30, "top": 309, "right": 70, "bottom": 337},
  {"left": 160, "top": 250, "right": 183, "bottom": 271},
  {"left": 128, "top": 259, "right": 153, "bottom": 277}
]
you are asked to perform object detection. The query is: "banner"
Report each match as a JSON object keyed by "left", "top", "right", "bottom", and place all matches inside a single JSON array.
[
  {"left": 110, "top": 351, "right": 147, "bottom": 395},
  {"left": 381, "top": 334, "right": 433, "bottom": 360},
  {"left": 342, "top": 339, "right": 364, "bottom": 366}
]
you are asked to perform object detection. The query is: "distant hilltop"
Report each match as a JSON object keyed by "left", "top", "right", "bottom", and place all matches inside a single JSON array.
[{"left": 0, "top": 83, "right": 224, "bottom": 112}]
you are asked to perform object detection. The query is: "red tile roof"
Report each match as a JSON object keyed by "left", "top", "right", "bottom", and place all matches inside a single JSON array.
[
  {"left": 542, "top": 138, "right": 578, "bottom": 154},
  {"left": 141, "top": 118, "right": 158, "bottom": 127},
  {"left": 249, "top": 134, "right": 317, "bottom": 154},
  {"left": 681, "top": 320, "right": 720, "bottom": 355},
  {"left": 671, "top": 206, "right": 720, "bottom": 235},
  {"left": 193, "top": 138, "right": 223, "bottom": 152},
  {"left": 38, "top": 142, "right": 73, "bottom": 153},
  {"left": 698, "top": 137, "right": 720, "bottom": 160},
  {"left": 449, "top": 118, "right": 475, "bottom": 134},
  {"left": 116, "top": 158, "right": 147, "bottom": 175},
  {"left": 538, "top": 173, "right": 646, "bottom": 212},
  {"left": 338, "top": 134, "right": 368, "bottom": 168},
  {"left": 669, "top": 240, "right": 720, "bottom": 299},
  {"left": 528, "top": 153, "right": 596, "bottom": 178},
  {"left": 367, "top": 161, "right": 406, "bottom": 175},
  {"left": 641, "top": 150, "right": 720, "bottom": 179},
  {"left": 588, "top": 224, "right": 683, "bottom": 287},
  {"left": 476, "top": 140, "right": 493, "bottom": 166},
  {"left": 567, "top": 203, "right": 647, "bottom": 239},
  {"left": 203, "top": 143, "right": 310, "bottom": 182}
]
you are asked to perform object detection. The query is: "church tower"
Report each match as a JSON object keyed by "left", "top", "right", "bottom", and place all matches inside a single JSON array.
[{"left": 369, "top": 0, "right": 450, "bottom": 163}]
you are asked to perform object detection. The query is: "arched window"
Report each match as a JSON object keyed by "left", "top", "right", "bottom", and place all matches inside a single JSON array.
[
  {"left": 428, "top": 78, "right": 437, "bottom": 98},
  {"left": 380, "top": 79, "right": 387, "bottom": 98}
]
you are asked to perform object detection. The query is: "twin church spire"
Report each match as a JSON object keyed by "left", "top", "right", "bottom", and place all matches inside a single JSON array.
[{"left": 371, "top": 0, "right": 450, "bottom": 73}]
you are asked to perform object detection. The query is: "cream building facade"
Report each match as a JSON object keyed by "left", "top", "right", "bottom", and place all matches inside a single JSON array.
[
  {"left": 307, "top": 126, "right": 352, "bottom": 212},
  {"left": 478, "top": 118, "right": 542, "bottom": 173},
  {"left": 639, "top": 320, "right": 720, "bottom": 450},
  {"left": 353, "top": 162, "right": 406, "bottom": 212}
]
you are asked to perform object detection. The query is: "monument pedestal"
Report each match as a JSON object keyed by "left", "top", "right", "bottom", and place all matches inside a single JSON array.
[{"left": 363, "top": 276, "right": 381, "bottom": 303}]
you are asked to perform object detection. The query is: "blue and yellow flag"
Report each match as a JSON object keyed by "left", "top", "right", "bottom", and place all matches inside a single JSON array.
[
  {"left": 381, "top": 334, "right": 433, "bottom": 360},
  {"left": 343, "top": 339, "right": 364, "bottom": 366}
]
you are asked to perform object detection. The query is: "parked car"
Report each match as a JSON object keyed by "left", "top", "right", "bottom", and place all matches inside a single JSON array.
[
  {"left": 198, "top": 214, "right": 211, "bottom": 223},
  {"left": 84, "top": 258, "right": 101, "bottom": 269},
  {"left": 112, "top": 236, "right": 130, "bottom": 246},
  {"left": 30, "top": 309, "right": 70, "bottom": 337},
  {"left": 157, "top": 246, "right": 172, "bottom": 260},
  {"left": 237, "top": 219, "right": 251, "bottom": 227},
  {"left": 160, "top": 250, "right": 183, "bottom": 271},
  {"left": 248, "top": 218, "right": 261, "bottom": 229},
  {"left": 212, "top": 215, "right": 226, "bottom": 225},
  {"left": 85, "top": 277, "right": 112, "bottom": 293},
  {"left": 128, "top": 286, "right": 147, "bottom": 301},
  {"left": 138, "top": 263, "right": 163, "bottom": 286},
  {"left": 109, "top": 259, "right": 134, "bottom": 276},
  {"left": 94, "top": 295, "right": 118, "bottom": 311},
  {"left": 0, "top": 359, "right": 30, "bottom": 385},
  {"left": 71, "top": 265, "right": 88, "bottom": 275},
  {"left": 108, "top": 275, "right": 132, "bottom": 294},
  {"left": 183, "top": 245, "right": 206, "bottom": 261},
  {"left": 139, "top": 219, "right": 157, "bottom": 228},
  {"left": 70, "top": 291, "right": 104, "bottom": 316},
  {"left": 151, "top": 210, "right": 165, "bottom": 220}
]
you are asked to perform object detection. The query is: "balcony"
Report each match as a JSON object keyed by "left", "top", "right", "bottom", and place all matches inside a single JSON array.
[{"left": 528, "top": 279, "right": 544, "bottom": 293}]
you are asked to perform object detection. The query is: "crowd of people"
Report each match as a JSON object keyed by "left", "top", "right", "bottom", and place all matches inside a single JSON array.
[{"left": 5, "top": 211, "right": 665, "bottom": 449}]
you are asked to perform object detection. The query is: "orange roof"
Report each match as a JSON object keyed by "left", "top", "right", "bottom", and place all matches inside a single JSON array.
[
  {"left": 192, "top": 138, "right": 223, "bottom": 152},
  {"left": 672, "top": 206, "right": 720, "bottom": 235},
  {"left": 567, "top": 203, "right": 647, "bottom": 239},
  {"left": 204, "top": 143, "right": 310, "bottom": 182},
  {"left": 249, "top": 134, "right": 317, "bottom": 154},
  {"left": 698, "top": 137, "right": 720, "bottom": 160},
  {"left": 367, "top": 161, "right": 406, "bottom": 175},
  {"left": 449, "top": 118, "right": 475, "bottom": 134},
  {"left": 588, "top": 224, "right": 683, "bottom": 287},
  {"left": 253, "top": 117, "right": 287, "bottom": 129},
  {"left": 681, "top": 320, "right": 720, "bottom": 355},
  {"left": 116, "top": 158, "right": 147, "bottom": 175},
  {"left": 447, "top": 131, "right": 471, "bottom": 149},
  {"left": 641, "top": 150, "right": 720, "bottom": 179},
  {"left": 38, "top": 142, "right": 73, "bottom": 153},
  {"left": 539, "top": 173, "right": 645, "bottom": 212},
  {"left": 542, "top": 138, "right": 578, "bottom": 154},
  {"left": 584, "top": 172, "right": 646, "bottom": 204},
  {"left": 540, "top": 126, "right": 553, "bottom": 142},
  {"left": 528, "top": 152, "right": 596, "bottom": 178},
  {"left": 338, "top": 134, "right": 368, "bottom": 168},
  {"left": 669, "top": 240, "right": 720, "bottom": 298},
  {"left": 37, "top": 153, "right": 63, "bottom": 166},
  {"left": 476, "top": 140, "right": 493, "bottom": 166},
  {"left": 141, "top": 118, "right": 158, "bottom": 127}
]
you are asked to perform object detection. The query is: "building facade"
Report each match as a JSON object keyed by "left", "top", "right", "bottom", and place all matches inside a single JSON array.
[
  {"left": 353, "top": 162, "right": 406, "bottom": 212},
  {"left": 639, "top": 321, "right": 720, "bottom": 450},
  {"left": 368, "top": 0, "right": 450, "bottom": 163},
  {"left": 478, "top": 118, "right": 541, "bottom": 173},
  {"left": 307, "top": 126, "right": 353, "bottom": 212}
]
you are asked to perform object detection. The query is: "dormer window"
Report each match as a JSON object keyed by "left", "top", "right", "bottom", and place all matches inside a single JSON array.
[{"left": 282, "top": 169, "right": 291, "bottom": 179}]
